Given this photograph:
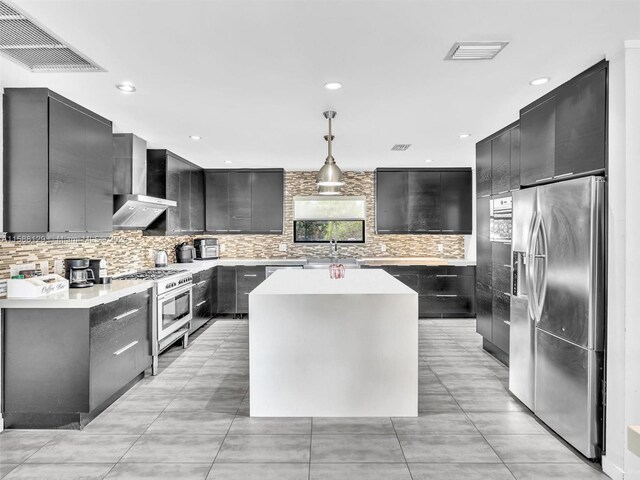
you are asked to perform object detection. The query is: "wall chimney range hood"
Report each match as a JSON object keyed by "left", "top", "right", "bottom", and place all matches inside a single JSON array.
[{"left": 112, "top": 133, "right": 176, "bottom": 229}]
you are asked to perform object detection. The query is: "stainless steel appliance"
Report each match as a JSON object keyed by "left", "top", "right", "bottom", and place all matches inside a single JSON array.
[
  {"left": 88, "top": 258, "right": 111, "bottom": 284},
  {"left": 194, "top": 238, "right": 220, "bottom": 260},
  {"left": 175, "top": 242, "right": 196, "bottom": 263},
  {"left": 112, "top": 133, "right": 177, "bottom": 229},
  {"left": 490, "top": 195, "right": 512, "bottom": 242},
  {"left": 117, "top": 268, "right": 193, "bottom": 375},
  {"left": 510, "top": 175, "right": 605, "bottom": 459},
  {"left": 64, "top": 258, "right": 95, "bottom": 288},
  {"left": 265, "top": 265, "right": 304, "bottom": 277},
  {"left": 155, "top": 250, "right": 168, "bottom": 267}
]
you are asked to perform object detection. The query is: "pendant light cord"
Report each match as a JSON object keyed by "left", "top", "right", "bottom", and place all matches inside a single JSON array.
[{"left": 327, "top": 116, "right": 333, "bottom": 163}]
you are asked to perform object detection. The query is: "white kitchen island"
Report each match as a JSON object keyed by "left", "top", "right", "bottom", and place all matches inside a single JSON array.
[{"left": 249, "top": 268, "right": 418, "bottom": 417}]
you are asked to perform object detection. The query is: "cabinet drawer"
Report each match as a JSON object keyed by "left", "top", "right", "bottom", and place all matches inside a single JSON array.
[
  {"left": 194, "top": 297, "right": 212, "bottom": 320},
  {"left": 421, "top": 275, "right": 475, "bottom": 296},
  {"left": 492, "top": 290, "right": 511, "bottom": 353},
  {"left": 387, "top": 265, "right": 422, "bottom": 276},
  {"left": 419, "top": 295, "right": 474, "bottom": 317},
  {"left": 236, "top": 266, "right": 266, "bottom": 293},
  {"left": 448, "top": 266, "right": 475, "bottom": 277},
  {"left": 389, "top": 273, "right": 419, "bottom": 292},
  {"left": 90, "top": 336, "right": 150, "bottom": 409},
  {"left": 91, "top": 291, "right": 150, "bottom": 329},
  {"left": 476, "top": 281, "right": 493, "bottom": 339}
]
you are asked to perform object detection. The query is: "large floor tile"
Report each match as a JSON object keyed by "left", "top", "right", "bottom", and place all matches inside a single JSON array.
[
  {"left": 0, "top": 432, "right": 57, "bottom": 464},
  {"left": 105, "top": 463, "right": 212, "bottom": 479},
  {"left": 485, "top": 435, "right": 582, "bottom": 463},
  {"left": 166, "top": 394, "right": 243, "bottom": 414},
  {"left": 311, "top": 435, "right": 405, "bottom": 463},
  {"left": 507, "top": 463, "right": 609, "bottom": 479},
  {"left": 146, "top": 411, "right": 234, "bottom": 434},
  {"left": 3, "top": 463, "right": 113, "bottom": 480},
  {"left": 120, "top": 435, "right": 224, "bottom": 463},
  {"left": 82, "top": 412, "right": 159, "bottom": 435},
  {"left": 312, "top": 417, "right": 395, "bottom": 434},
  {"left": 310, "top": 463, "right": 412, "bottom": 480},
  {"left": 467, "top": 412, "right": 547, "bottom": 435},
  {"left": 207, "top": 463, "right": 309, "bottom": 480},
  {"left": 409, "top": 463, "right": 515, "bottom": 480},
  {"left": 216, "top": 435, "right": 310, "bottom": 463},
  {"left": 392, "top": 412, "right": 478, "bottom": 435},
  {"left": 229, "top": 417, "right": 311, "bottom": 435},
  {"left": 398, "top": 435, "right": 501, "bottom": 463},
  {"left": 0, "top": 466, "right": 17, "bottom": 480},
  {"left": 25, "top": 434, "right": 138, "bottom": 464},
  {"left": 108, "top": 394, "right": 176, "bottom": 413}
]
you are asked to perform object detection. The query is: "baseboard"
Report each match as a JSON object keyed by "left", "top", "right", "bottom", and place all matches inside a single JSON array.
[{"left": 602, "top": 456, "right": 625, "bottom": 480}]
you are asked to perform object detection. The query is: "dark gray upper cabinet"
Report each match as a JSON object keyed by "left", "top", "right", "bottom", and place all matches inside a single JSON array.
[
  {"left": 251, "top": 171, "right": 284, "bottom": 233},
  {"left": 491, "top": 130, "right": 511, "bottom": 195},
  {"left": 204, "top": 169, "right": 284, "bottom": 234},
  {"left": 375, "top": 170, "right": 409, "bottom": 233},
  {"left": 3, "top": 88, "right": 113, "bottom": 237},
  {"left": 520, "top": 96, "right": 556, "bottom": 185},
  {"left": 555, "top": 66, "right": 606, "bottom": 177},
  {"left": 376, "top": 168, "right": 472, "bottom": 235},
  {"left": 476, "top": 195, "right": 490, "bottom": 239},
  {"left": 520, "top": 61, "right": 607, "bottom": 186},
  {"left": 146, "top": 150, "right": 205, "bottom": 236},
  {"left": 475, "top": 141, "right": 492, "bottom": 197},
  {"left": 441, "top": 171, "right": 472, "bottom": 234},
  {"left": 510, "top": 125, "right": 521, "bottom": 191}
]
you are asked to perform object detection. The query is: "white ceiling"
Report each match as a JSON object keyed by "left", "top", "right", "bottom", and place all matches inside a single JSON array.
[{"left": 2, "top": 0, "right": 639, "bottom": 171}]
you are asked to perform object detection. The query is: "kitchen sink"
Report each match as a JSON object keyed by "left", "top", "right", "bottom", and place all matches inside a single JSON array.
[{"left": 304, "top": 258, "right": 360, "bottom": 269}]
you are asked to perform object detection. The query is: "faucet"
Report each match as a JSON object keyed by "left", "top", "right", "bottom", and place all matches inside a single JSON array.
[{"left": 329, "top": 238, "right": 338, "bottom": 259}]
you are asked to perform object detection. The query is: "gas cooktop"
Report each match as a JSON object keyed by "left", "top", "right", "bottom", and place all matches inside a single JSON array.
[{"left": 117, "top": 269, "right": 188, "bottom": 281}]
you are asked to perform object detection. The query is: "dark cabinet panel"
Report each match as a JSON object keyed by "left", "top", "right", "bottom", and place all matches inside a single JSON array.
[
  {"left": 48, "top": 98, "right": 87, "bottom": 233},
  {"left": 422, "top": 275, "right": 475, "bottom": 296},
  {"left": 217, "top": 266, "right": 237, "bottom": 314},
  {"left": 492, "top": 290, "right": 510, "bottom": 353},
  {"left": 476, "top": 236, "right": 492, "bottom": 286},
  {"left": 477, "top": 195, "right": 490, "bottom": 238},
  {"left": 420, "top": 295, "right": 474, "bottom": 317},
  {"left": 555, "top": 67, "right": 606, "bottom": 177},
  {"left": 192, "top": 267, "right": 214, "bottom": 334},
  {"left": 205, "top": 171, "right": 230, "bottom": 232},
  {"left": 390, "top": 273, "right": 419, "bottom": 292},
  {"left": 491, "top": 131, "right": 511, "bottom": 195},
  {"left": 441, "top": 171, "right": 472, "bottom": 234},
  {"left": 476, "top": 141, "right": 492, "bottom": 197},
  {"left": 251, "top": 171, "right": 284, "bottom": 233},
  {"left": 376, "top": 170, "right": 409, "bottom": 232},
  {"left": 190, "top": 167, "right": 205, "bottom": 232},
  {"left": 228, "top": 172, "right": 252, "bottom": 232},
  {"left": 476, "top": 281, "right": 493, "bottom": 339},
  {"left": 236, "top": 266, "right": 266, "bottom": 314},
  {"left": 178, "top": 160, "right": 191, "bottom": 232},
  {"left": 84, "top": 115, "right": 114, "bottom": 233},
  {"left": 510, "top": 125, "right": 521, "bottom": 191},
  {"left": 408, "top": 171, "right": 440, "bottom": 232},
  {"left": 491, "top": 242, "right": 512, "bottom": 294},
  {"left": 520, "top": 96, "right": 556, "bottom": 185}
]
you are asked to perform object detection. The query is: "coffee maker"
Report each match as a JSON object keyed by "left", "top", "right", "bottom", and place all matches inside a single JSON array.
[
  {"left": 64, "top": 258, "right": 95, "bottom": 288},
  {"left": 89, "top": 258, "right": 111, "bottom": 284}
]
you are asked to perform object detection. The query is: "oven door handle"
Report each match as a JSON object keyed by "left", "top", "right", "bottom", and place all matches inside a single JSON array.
[{"left": 157, "top": 283, "right": 193, "bottom": 302}]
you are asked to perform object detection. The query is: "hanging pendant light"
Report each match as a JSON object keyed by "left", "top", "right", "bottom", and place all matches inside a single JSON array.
[
  {"left": 316, "top": 110, "right": 344, "bottom": 189},
  {"left": 318, "top": 184, "right": 342, "bottom": 195}
]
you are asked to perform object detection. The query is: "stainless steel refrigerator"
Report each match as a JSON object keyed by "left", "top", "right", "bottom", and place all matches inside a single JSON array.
[{"left": 510, "top": 175, "right": 605, "bottom": 459}]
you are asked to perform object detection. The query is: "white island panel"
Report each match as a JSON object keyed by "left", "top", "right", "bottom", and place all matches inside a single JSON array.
[{"left": 249, "top": 269, "right": 418, "bottom": 417}]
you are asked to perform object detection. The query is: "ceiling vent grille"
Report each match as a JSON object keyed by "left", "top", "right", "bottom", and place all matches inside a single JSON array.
[
  {"left": 445, "top": 41, "right": 509, "bottom": 61},
  {"left": 0, "top": 1, "right": 104, "bottom": 72},
  {"left": 391, "top": 144, "right": 411, "bottom": 151}
]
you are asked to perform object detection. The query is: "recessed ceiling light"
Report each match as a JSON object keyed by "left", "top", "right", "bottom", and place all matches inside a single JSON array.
[
  {"left": 224, "top": 160, "right": 232, "bottom": 164},
  {"left": 459, "top": 133, "right": 471, "bottom": 139},
  {"left": 116, "top": 82, "right": 136, "bottom": 93},
  {"left": 425, "top": 159, "right": 433, "bottom": 163},
  {"left": 529, "top": 77, "right": 550, "bottom": 86},
  {"left": 323, "top": 82, "right": 342, "bottom": 90},
  {"left": 189, "top": 135, "right": 201, "bottom": 140}
]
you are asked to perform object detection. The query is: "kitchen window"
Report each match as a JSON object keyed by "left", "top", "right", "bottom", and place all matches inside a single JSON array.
[
  {"left": 293, "top": 196, "right": 366, "bottom": 243},
  {"left": 294, "top": 220, "right": 365, "bottom": 243}
]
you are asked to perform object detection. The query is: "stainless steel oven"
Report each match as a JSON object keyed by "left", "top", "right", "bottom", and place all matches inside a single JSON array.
[
  {"left": 490, "top": 195, "right": 512, "bottom": 242},
  {"left": 157, "top": 283, "right": 193, "bottom": 342}
]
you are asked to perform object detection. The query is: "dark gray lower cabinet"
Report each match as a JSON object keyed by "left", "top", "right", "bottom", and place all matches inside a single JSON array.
[
  {"left": 492, "top": 290, "right": 511, "bottom": 353},
  {"left": 418, "top": 266, "right": 476, "bottom": 318},
  {"left": 2, "top": 289, "right": 152, "bottom": 429},
  {"left": 217, "top": 266, "right": 237, "bottom": 314},
  {"left": 191, "top": 267, "right": 217, "bottom": 334},
  {"left": 236, "top": 266, "right": 266, "bottom": 314},
  {"left": 475, "top": 281, "right": 493, "bottom": 339}
]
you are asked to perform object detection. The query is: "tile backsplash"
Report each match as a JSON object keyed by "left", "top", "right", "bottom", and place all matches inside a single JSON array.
[{"left": 0, "top": 171, "right": 465, "bottom": 278}]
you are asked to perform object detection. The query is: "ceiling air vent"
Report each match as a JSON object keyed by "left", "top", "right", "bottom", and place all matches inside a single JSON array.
[
  {"left": 391, "top": 144, "right": 411, "bottom": 151},
  {"left": 445, "top": 41, "right": 509, "bottom": 61},
  {"left": 0, "top": 1, "right": 104, "bottom": 72}
]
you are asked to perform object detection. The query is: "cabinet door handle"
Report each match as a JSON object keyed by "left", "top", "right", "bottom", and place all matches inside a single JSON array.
[
  {"left": 428, "top": 229, "right": 441, "bottom": 233},
  {"left": 502, "top": 291, "right": 511, "bottom": 297},
  {"left": 480, "top": 194, "right": 490, "bottom": 198},
  {"left": 269, "top": 229, "right": 282, "bottom": 232},
  {"left": 229, "top": 229, "right": 242, "bottom": 232},
  {"left": 65, "top": 230, "right": 86, "bottom": 233},
  {"left": 436, "top": 294, "right": 458, "bottom": 297},
  {"left": 196, "top": 280, "right": 207, "bottom": 286},
  {"left": 442, "top": 230, "right": 455, "bottom": 232},
  {"left": 244, "top": 292, "right": 250, "bottom": 295},
  {"left": 195, "top": 300, "right": 207, "bottom": 307},
  {"left": 243, "top": 274, "right": 257, "bottom": 277},
  {"left": 503, "top": 320, "right": 511, "bottom": 326},
  {"left": 113, "top": 340, "right": 139, "bottom": 356},
  {"left": 436, "top": 274, "right": 457, "bottom": 278},
  {"left": 498, "top": 190, "right": 509, "bottom": 194},
  {"left": 535, "top": 177, "right": 553, "bottom": 183},
  {"left": 503, "top": 264, "right": 512, "bottom": 268},
  {"left": 113, "top": 309, "right": 139, "bottom": 321},
  {"left": 554, "top": 172, "right": 574, "bottom": 179},
  {"left": 414, "top": 229, "right": 427, "bottom": 232},
  {"left": 214, "top": 229, "right": 228, "bottom": 232},
  {"left": 377, "top": 229, "right": 390, "bottom": 232}
]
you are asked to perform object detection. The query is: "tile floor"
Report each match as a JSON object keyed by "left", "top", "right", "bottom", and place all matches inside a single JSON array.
[{"left": 0, "top": 319, "right": 608, "bottom": 479}]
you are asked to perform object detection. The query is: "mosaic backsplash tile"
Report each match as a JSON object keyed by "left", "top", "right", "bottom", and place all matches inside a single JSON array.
[{"left": 0, "top": 171, "right": 465, "bottom": 279}]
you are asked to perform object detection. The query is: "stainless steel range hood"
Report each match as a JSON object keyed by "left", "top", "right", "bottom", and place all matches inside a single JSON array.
[{"left": 112, "top": 133, "right": 176, "bottom": 229}]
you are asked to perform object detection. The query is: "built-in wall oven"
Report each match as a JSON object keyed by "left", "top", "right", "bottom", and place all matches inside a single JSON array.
[{"left": 490, "top": 196, "right": 512, "bottom": 243}]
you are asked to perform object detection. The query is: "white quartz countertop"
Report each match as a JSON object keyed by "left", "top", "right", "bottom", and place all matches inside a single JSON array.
[
  {"left": 251, "top": 269, "right": 418, "bottom": 296},
  {"left": 0, "top": 279, "right": 155, "bottom": 309}
]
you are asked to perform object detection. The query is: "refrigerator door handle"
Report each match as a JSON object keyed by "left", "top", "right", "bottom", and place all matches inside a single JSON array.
[
  {"left": 528, "top": 211, "right": 543, "bottom": 323},
  {"left": 536, "top": 216, "right": 549, "bottom": 319}
]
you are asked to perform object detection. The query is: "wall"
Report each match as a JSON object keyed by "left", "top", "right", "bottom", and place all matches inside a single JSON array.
[{"left": 0, "top": 171, "right": 465, "bottom": 278}]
